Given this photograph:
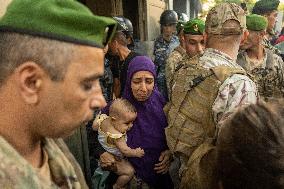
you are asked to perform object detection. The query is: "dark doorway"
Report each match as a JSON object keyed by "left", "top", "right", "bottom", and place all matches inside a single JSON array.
[
  {"left": 122, "top": 0, "right": 139, "bottom": 40},
  {"left": 85, "top": 0, "right": 123, "bottom": 16}
]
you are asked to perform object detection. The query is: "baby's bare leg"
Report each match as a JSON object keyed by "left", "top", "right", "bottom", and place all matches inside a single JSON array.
[{"left": 113, "top": 159, "right": 135, "bottom": 189}]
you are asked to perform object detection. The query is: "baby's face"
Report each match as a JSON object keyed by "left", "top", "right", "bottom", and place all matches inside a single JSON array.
[{"left": 114, "top": 111, "right": 137, "bottom": 133}]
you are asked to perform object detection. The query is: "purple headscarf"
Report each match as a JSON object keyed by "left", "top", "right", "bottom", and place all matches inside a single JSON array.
[{"left": 122, "top": 56, "right": 169, "bottom": 186}]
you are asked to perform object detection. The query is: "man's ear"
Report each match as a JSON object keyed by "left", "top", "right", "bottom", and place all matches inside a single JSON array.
[
  {"left": 179, "top": 34, "right": 185, "bottom": 43},
  {"left": 16, "top": 62, "right": 45, "bottom": 104},
  {"left": 260, "top": 30, "right": 266, "bottom": 38},
  {"left": 203, "top": 33, "right": 208, "bottom": 47},
  {"left": 240, "top": 30, "right": 249, "bottom": 45}
]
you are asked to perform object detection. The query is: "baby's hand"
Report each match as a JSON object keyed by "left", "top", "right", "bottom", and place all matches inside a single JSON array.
[{"left": 135, "top": 147, "right": 145, "bottom": 158}]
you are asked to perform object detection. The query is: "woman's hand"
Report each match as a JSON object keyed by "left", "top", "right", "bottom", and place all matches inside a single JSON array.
[
  {"left": 92, "top": 120, "right": 99, "bottom": 131},
  {"left": 154, "top": 150, "right": 172, "bottom": 174},
  {"left": 99, "top": 152, "right": 117, "bottom": 171}
]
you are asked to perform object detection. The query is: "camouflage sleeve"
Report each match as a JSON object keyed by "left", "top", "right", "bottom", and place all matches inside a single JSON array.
[
  {"left": 212, "top": 74, "right": 258, "bottom": 125},
  {"left": 274, "top": 53, "right": 284, "bottom": 77},
  {"left": 0, "top": 169, "right": 21, "bottom": 188},
  {"left": 263, "top": 39, "right": 281, "bottom": 55},
  {"left": 165, "top": 51, "right": 183, "bottom": 97}
]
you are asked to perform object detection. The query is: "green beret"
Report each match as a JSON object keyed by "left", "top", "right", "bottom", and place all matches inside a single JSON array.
[
  {"left": 0, "top": 0, "right": 117, "bottom": 48},
  {"left": 246, "top": 14, "right": 268, "bottom": 31},
  {"left": 252, "top": 0, "right": 280, "bottom": 15},
  {"left": 183, "top": 18, "right": 205, "bottom": 35}
]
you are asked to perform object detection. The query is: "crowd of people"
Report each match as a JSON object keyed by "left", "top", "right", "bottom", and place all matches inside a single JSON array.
[{"left": 1, "top": 0, "right": 284, "bottom": 189}]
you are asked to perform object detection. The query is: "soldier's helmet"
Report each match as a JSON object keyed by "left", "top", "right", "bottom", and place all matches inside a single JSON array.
[
  {"left": 113, "top": 16, "right": 133, "bottom": 37},
  {"left": 113, "top": 16, "right": 128, "bottom": 32},
  {"left": 176, "top": 12, "right": 189, "bottom": 34},
  {"left": 124, "top": 17, "right": 133, "bottom": 36},
  {"left": 177, "top": 12, "right": 189, "bottom": 23},
  {"left": 160, "top": 10, "right": 178, "bottom": 25}
]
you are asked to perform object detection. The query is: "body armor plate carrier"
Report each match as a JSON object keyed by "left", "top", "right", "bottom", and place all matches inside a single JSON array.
[{"left": 165, "top": 56, "right": 246, "bottom": 189}]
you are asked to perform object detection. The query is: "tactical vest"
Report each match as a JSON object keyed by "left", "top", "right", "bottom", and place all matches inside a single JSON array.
[
  {"left": 166, "top": 46, "right": 188, "bottom": 99},
  {"left": 237, "top": 49, "right": 284, "bottom": 100},
  {"left": 165, "top": 57, "right": 245, "bottom": 189}
]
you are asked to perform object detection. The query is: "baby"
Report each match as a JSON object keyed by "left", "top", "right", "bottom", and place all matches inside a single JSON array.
[{"left": 93, "top": 98, "right": 144, "bottom": 189}]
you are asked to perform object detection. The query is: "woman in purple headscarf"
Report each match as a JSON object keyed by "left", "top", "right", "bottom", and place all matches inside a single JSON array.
[
  {"left": 98, "top": 56, "right": 173, "bottom": 189},
  {"left": 122, "top": 56, "right": 173, "bottom": 188}
]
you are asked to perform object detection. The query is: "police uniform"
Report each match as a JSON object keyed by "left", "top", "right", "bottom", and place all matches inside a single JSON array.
[
  {"left": 154, "top": 35, "right": 179, "bottom": 100},
  {"left": 154, "top": 10, "right": 180, "bottom": 101}
]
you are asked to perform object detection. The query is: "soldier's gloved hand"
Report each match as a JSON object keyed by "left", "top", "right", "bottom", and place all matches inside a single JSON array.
[
  {"left": 100, "top": 152, "right": 117, "bottom": 172},
  {"left": 154, "top": 150, "right": 172, "bottom": 174}
]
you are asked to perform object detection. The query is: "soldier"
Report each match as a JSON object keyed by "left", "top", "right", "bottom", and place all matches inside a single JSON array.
[
  {"left": 109, "top": 17, "right": 140, "bottom": 98},
  {"left": 166, "top": 18, "right": 205, "bottom": 98},
  {"left": 165, "top": 3, "right": 257, "bottom": 189},
  {"left": 86, "top": 45, "right": 113, "bottom": 179},
  {"left": 114, "top": 16, "right": 148, "bottom": 56},
  {"left": 0, "top": 0, "right": 116, "bottom": 188},
  {"left": 154, "top": 10, "right": 179, "bottom": 101},
  {"left": 252, "top": 0, "right": 280, "bottom": 46},
  {"left": 177, "top": 12, "right": 189, "bottom": 24},
  {"left": 113, "top": 16, "right": 134, "bottom": 50},
  {"left": 240, "top": 2, "right": 248, "bottom": 15},
  {"left": 237, "top": 14, "right": 284, "bottom": 100}
]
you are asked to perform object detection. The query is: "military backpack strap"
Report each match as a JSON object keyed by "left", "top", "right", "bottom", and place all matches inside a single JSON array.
[
  {"left": 174, "top": 61, "right": 185, "bottom": 72},
  {"left": 168, "top": 58, "right": 201, "bottom": 126},
  {"left": 174, "top": 54, "right": 199, "bottom": 73},
  {"left": 185, "top": 71, "right": 214, "bottom": 90},
  {"left": 210, "top": 65, "right": 246, "bottom": 83},
  {"left": 168, "top": 66, "right": 214, "bottom": 130}
]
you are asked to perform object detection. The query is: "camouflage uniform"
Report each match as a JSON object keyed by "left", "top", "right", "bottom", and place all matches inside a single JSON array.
[
  {"left": 100, "top": 58, "right": 113, "bottom": 103},
  {"left": 153, "top": 35, "right": 179, "bottom": 100},
  {"left": 237, "top": 48, "right": 284, "bottom": 100},
  {"left": 165, "top": 45, "right": 188, "bottom": 98},
  {"left": 165, "top": 3, "right": 258, "bottom": 189},
  {"left": 165, "top": 48, "right": 257, "bottom": 189},
  {"left": 263, "top": 37, "right": 281, "bottom": 55},
  {"left": 166, "top": 18, "right": 205, "bottom": 99},
  {"left": 0, "top": 137, "right": 87, "bottom": 188}
]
